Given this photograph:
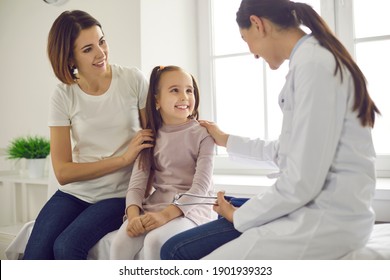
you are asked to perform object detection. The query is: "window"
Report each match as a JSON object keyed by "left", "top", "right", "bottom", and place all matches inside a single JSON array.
[
  {"left": 197, "top": 0, "right": 390, "bottom": 176},
  {"left": 352, "top": 0, "right": 390, "bottom": 176}
]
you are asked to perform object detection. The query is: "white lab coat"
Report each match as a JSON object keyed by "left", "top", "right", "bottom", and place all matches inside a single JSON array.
[{"left": 204, "top": 36, "right": 376, "bottom": 259}]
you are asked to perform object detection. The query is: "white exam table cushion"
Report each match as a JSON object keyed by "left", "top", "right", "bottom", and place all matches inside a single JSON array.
[{"left": 5, "top": 222, "right": 390, "bottom": 260}]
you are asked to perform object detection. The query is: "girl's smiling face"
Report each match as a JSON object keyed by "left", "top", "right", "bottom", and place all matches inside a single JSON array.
[{"left": 156, "top": 70, "right": 196, "bottom": 125}]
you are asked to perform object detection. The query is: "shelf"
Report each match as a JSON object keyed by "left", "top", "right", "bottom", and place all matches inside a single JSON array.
[
  {"left": 0, "top": 223, "right": 25, "bottom": 238},
  {"left": 0, "top": 172, "right": 48, "bottom": 185},
  {"left": 0, "top": 172, "right": 48, "bottom": 229}
]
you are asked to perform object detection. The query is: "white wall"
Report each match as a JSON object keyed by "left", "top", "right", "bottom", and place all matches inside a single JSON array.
[
  {"left": 140, "top": 0, "right": 198, "bottom": 77},
  {"left": 0, "top": 0, "right": 198, "bottom": 162}
]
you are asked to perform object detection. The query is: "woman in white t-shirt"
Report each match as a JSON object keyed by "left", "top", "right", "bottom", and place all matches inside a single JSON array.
[{"left": 23, "top": 10, "right": 153, "bottom": 259}]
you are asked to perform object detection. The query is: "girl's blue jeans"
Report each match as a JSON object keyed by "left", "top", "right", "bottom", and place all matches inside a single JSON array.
[
  {"left": 160, "top": 217, "right": 242, "bottom": 260},
  {"left": 23, "top": 190, "right": 125, "bottom": 260}
]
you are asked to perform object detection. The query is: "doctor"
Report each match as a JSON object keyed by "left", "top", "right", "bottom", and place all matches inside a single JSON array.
[{"left": 161, "top": 0, "right": 380, "bottom": 259}]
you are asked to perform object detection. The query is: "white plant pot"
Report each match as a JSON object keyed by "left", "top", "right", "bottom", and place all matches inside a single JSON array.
[{"left": 26, "top": 158, "right": 47, "bottom": 179}]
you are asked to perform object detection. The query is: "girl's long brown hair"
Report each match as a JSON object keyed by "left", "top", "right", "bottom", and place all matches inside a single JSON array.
[
  {"left": 236, "top": 0, "right": 380, "bottom": 127},
  {"left": 139, "top": 66, "right": 201, "bottom": 172}
]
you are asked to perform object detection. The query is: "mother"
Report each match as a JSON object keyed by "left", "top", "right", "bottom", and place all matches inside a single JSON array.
[{"left": 23, "top": 10, "right": 153, "bottom": 259}]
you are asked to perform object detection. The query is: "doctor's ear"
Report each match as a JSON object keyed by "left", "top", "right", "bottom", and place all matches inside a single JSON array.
[
  {"left": 250, "top": 15, "right": 262, "bottom": 29},
  {"left": 250, "top": 15, "right": 271, "bottom": 36}
]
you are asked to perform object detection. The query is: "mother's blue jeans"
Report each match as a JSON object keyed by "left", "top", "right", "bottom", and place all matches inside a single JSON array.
[
  {"left": 23, "top": 190, "right": 125, "bottom": 260},
  {"left": 160, "top": 218, "right": 242, "bottom": 260}
]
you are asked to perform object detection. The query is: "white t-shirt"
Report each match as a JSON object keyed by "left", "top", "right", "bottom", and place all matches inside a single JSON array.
[{"left": 48, "top": 65, "right": 148, "bottom": 203}]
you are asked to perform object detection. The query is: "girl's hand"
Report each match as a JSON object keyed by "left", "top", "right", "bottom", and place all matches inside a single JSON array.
[
  {"left": 126, "top": 216, "right": 146, "bottom": 237},
  {"left": 213, "top": 191, "right": 237, "bottom": 222},
  {"left": 140, "top": 211, "right": 167, "bottom": 232},
  {"left": 198, "top": 120, "right": 229, "bottom": 147},
  {"left": 122, "top": 129, "right": 154, "bottom": 165},
  {"left": 140, "top": 205, "right": 183, "bottom": 232}
]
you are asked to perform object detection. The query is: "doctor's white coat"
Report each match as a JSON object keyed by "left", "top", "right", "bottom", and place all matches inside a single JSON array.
[{"left": 204, "top": 36, "right": 376, "bottom": 260}]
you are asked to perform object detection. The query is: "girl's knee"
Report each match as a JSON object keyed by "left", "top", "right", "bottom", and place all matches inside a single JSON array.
[
  {"left": 143, "top": 228, "right": 171, "bottom": 251},
  {"left": 109, "top": 234, "right": 125, "bottom": 259},
  {"left": 143, "top": 232, "right": 165, "bottom": 259}
]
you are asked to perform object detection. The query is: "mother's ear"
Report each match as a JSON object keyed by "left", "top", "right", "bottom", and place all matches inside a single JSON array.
[{"left": 155, "top": 98, "right": 160, "bottom": 111}]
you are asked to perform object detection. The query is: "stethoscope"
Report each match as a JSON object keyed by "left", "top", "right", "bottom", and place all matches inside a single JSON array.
[
  {"left": 172, "top": 193, "right": 218, "bottom": 206},
  {"left": 172, "top": 193, "right": 249, "bottom": 207}
]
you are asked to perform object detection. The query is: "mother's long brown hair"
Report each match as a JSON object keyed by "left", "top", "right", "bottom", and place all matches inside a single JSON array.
[{"left": 236, "top": 0, "right": 380, "bottom": 127}]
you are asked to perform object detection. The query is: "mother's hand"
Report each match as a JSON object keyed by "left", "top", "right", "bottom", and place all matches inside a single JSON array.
[{"left": 122, "top": 129, "right": 154, "bottom": 165}]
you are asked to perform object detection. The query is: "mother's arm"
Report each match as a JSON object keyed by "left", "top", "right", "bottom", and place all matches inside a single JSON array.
[{"left": 50, "top": 117, "right": 153, "bottom": 185}]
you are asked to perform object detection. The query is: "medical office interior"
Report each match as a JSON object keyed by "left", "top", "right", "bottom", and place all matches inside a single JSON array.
[{"left": 0, "top": 0, "right": 389, "bottom": 260}]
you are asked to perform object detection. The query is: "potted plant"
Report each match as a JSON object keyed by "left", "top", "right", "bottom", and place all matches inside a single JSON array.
[{"left": 6, "top": 135, "right": 50, "bottom": 178}]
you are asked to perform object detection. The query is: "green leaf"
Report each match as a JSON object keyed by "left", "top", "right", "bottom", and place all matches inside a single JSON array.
[{"left": 6, "top": 136, "right": 50, "bottom": 159}]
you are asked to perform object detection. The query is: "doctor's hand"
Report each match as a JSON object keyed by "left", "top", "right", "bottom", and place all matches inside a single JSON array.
[
  {"left": 126, "top": 216, "right": 146, "bottom": 237},
  {"left": 213, "top": 191, "right": 237, "bottom": 223},
  {"left": 199, "top": 120, "right": 229, "bottom": 147}
]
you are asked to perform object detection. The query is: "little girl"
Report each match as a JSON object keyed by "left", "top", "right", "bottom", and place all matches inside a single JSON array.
[{"left": 110, "top": 65, "right": 216, "bottom": 259}]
